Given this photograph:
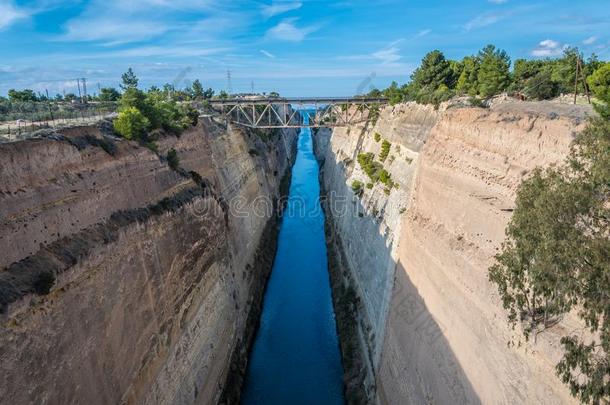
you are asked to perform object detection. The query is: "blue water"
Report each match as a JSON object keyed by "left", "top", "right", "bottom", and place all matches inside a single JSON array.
[{"left": 240, "top": 126, "right": 345, "bottom": 405}]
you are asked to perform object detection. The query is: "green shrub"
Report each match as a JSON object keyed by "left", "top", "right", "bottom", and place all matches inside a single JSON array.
[
  {"left": 379, "top": 140, "right": 391, "bottom": 162},
  {"left": 379, "top": 169, "right": 393, "bottom": 188},
  {"left": 113, "top": 107, "right": 150, "bottom": 140},
  {"left": 588, "top": 63, "right": 610, "bottom": 102},
  {"left": 366, "top": 182, "right": 373, "bottom": 189},
  {"left": 357, "top": 153, "right": 383, "bottom": 182},
  {"left": 588, "top": 63, "right": 610, "bottom": 119},
  {"left": 145, "top": 141, "right": 159, "bottom": 154},
  {"left": 469, "top": 97, "right": 486, "bottom": 108},
  {"left": 524, "top": 70, "right": 559, "bottom": 100},
  {"left": 374, "top": 132, "right": 381, "bottom": 142},
  {"left": 167, "top": 148, "right": 180, "bottom": 170},
  {"left": 351, "top": 180, "right": 363, "bottom": 195}
]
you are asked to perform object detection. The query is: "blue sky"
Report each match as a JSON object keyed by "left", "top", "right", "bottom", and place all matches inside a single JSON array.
[{"left": 0, "top": 0, "right": 609, "bottom": 97}]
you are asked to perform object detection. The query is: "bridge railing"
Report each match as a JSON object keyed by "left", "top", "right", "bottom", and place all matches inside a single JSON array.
[
  {"left": 208, "top": 97, "right": 388, "bottom": 105},
  {"left": 205, "top": 97, "right": 388, "bottom": 128}
]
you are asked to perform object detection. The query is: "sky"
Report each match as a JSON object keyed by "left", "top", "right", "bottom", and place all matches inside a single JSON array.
[{"left": 0, "top": 0, "right": 609, "bottom": 97}]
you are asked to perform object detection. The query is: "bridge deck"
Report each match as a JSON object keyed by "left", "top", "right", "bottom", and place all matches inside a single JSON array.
[{"left": 209, "top": 97, "right": 388, "bottom": 105}]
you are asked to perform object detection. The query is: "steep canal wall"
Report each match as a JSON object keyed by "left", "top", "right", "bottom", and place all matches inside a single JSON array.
[
  {"left": 0, "top": 119, "right": 297, "bottom": 404},
  {"left": 315, "top": 100, "right": 592, "bottom": 404}
]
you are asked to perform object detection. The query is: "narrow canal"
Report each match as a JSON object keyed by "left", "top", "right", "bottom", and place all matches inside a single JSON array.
[{"left": 240, "top": 123, "right": 345, "bottom": 404}]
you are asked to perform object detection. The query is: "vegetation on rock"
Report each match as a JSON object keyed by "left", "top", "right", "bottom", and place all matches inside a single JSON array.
[
  {"left": 379, "top": 140, "right": 391, "bottom": 162},
  {"left": 351, "top": 180, "right": 363, "bottom": 195},
  {"left": 111, "top": 69, "right": 200, "bottom": 142},
  {"left": 489, "top": 114, "right": 610, "bottom": 404},
  {"left": 167, "top": 149, "right": 180, "bottom": 170}
]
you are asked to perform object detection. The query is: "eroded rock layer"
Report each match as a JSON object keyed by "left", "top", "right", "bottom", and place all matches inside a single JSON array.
[
  {"left": 316, "top": 101, "right": 592, "bottom": 404},
  {"left": 0, "top": 119, "right": 297, "bottom": 405}
]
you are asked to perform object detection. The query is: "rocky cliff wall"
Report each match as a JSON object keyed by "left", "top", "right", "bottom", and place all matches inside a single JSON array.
[
  {"left": 316, "top": 100, "right": 593, "bottom": 404},
  {"left": 0, "top": 119, "right": 297, "bottom": 405}
]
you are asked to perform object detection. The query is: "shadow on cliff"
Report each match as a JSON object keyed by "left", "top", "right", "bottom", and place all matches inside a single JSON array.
[
  {"left": 376, "top": 259, "right": 481, "bottom": 405},
  {"left": 316, "top": 128, "right": 481, "bottom": 404}
]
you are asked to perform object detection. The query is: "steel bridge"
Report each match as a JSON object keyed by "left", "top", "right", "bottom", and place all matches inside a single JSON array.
[{"left": 206, "top": 97, "right": 388, "bottom": 128}]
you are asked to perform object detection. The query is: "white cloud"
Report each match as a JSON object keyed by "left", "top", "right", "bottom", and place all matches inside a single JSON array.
[
  {"left": 107, "top": 46, "right": 227, "bottom": 58},
  {"left": 261, "top": 2, "right": 302, "bottom": 18},
  {"left": 336, "top": 39, "right": 404, "bottom": 67},
  {"left": 265, "top": 18, "right": 318, "bottom": 42},
  {"left": 260, "top": 49, "right": 276, "bottom": 58},
  {"left": 372, "top": 47, "right": 401, "bottom": 65},
  {"left": 531, "top": 39, "right": 564, "bottom": 57},
  {"left": 489, "top": 0, "right": 508, "bottom": 4},
  {"left": 0, "top": 1, "right": 29, "bottom": 30},
  {"left": 414, "top": 29, "right": 431, "bottom": 38},
  {"left": 57, "top": 0, "right": 248, "bottom": 45},
  {"left": 463, "top": 6, "right": 533, "bottom": 31},
  {"left": 63, "top": 19, "right": 169, "bottom": 44},
  {"left": 464, "top": 12, "right": 503, "bottom": 30},
  {"left": 583, "top": 36, "right": 597, "bottom": 45}
]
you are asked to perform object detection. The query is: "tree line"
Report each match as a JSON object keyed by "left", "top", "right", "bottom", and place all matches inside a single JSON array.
[
  {"left": 1, "top": 69, "right": 219, "bottom": 104},
  {"left": 370, "top": 44, "right": 608, "bottom": 107}
]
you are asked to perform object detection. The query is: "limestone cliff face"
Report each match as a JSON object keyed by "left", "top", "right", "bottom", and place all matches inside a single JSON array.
[
  {"left": 0, "top": 119, "right": 297, "bottom": 405},
  {"left": 316, "top": 100, "right": 592, "bottom": 404}
]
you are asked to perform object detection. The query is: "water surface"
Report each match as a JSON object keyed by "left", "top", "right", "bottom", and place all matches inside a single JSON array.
[{"left": 241, "top": 125, "right": 345, "bottom": 405}]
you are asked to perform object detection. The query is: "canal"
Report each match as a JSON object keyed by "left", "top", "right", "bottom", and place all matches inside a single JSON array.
[{"left": 240, "top": 123, "right": 345, "bottom": 404}]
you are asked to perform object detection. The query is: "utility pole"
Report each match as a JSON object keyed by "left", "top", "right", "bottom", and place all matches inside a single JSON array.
[
  {"left": 251, "top": 80, "right": 255, "bottom": 94},
  {"left": 81, "top": 78, "right": 87, "bottom": 103},
  {"left": 227, "top": 70, "right": 233, "bottom": 95},
  {"left": 76, "top": 78, "right": 82, "bottom": 103},
  {"left": 573, "top": 58, "right": 591, "bottom": 105}
]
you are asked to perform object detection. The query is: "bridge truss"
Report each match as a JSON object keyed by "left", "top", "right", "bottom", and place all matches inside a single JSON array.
[{"left": 207, "top": 97, "right": 387, "bottom": 128}]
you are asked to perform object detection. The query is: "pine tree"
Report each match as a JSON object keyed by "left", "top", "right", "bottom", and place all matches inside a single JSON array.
[
  {"left": 191, "top": 79, "right": 204, "bottom": 99},
  {"left": 477, "top": 45, "right": 511, "bottom": 97},
  {"left": 120, "top": 68, "right": 139, "bottom": 91}
]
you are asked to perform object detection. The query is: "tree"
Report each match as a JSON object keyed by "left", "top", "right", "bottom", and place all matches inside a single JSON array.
[
  {"left": 477, "top": 45, "right": 511, "bottom": 97},
  {"left": 490, "top": 117, "right": 610, "bottom": 404},
  {"left": 120, "top": 68, "right": 139, "bottom": 91},
  {"left": 587, "top": 63, "right": 610, "bottom": 119},
  {"left": 203, "top": 87, "right": 215, "bottom": 100},
  {"left": 584, "top": 54, "right": 604, "bottom": 79},
  {"left": 411, "top": 50, "right": 454, "bottom": 92},
  {"left": 552, "top": 47, "right": 584, "bottom": 94},
  {"left": 512, "top": 59, "right": 545, "bottom": 93},
  {"left": 456, "top": 56, "right": 480, "bottom": 96},
  {"left": 524, "top": 70, "right": 559, "bottom": 100},
  {"left": 119, "top": 88, "right": 147, "bottom": 112},
  {"left": 191, "top": 79, "right": 204, "bottom": 99},
  {"left": 113, "top": 107, "right": 150, "bottom": 140},
  {"left": 98, "top": 87, "right": 121, "bottom": 102},
  {"left": 589, "top": 64, "right": 610, "bottom": 100},
  {"left": 383, "top": 81, "right": 403, "bottom": 105},
  {"left": 8, "top": 89, "right": 37, "bottom": 102}
]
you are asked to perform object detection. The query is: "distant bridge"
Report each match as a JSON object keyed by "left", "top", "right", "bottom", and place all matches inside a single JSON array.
[{"left": 206, "top": 97, "right": 388, "bottom": 128}]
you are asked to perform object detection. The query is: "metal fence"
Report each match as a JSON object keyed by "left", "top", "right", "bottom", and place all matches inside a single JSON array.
[{"left": 0, "top": 102, "right": 118, "bottom": 143}]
